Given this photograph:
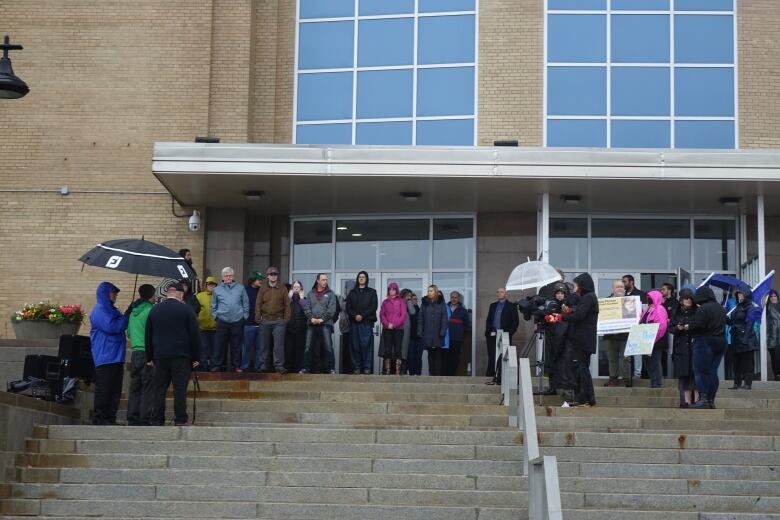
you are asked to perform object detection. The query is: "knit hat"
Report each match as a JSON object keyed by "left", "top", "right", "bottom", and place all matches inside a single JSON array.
[{"left": 205, "top": 275, "right": 217, "bottom": 285}]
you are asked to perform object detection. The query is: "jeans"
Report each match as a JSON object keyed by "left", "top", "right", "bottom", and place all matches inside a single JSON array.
[
  {"left": 407, "top": 337, "right": 423, "bottom": 376},
  {"left": 647, "top": 344, "right": 665, "bottom": 387},
  {"left": 241, "top": 325, "right": 261, "bottom": 370},
  {"left": 260, "top": 320, "right": 287, "bottom": 372},
  {"left": 152, "top": 357, "right": 192, "bottom": 425},
  {"left": 570, "top": 349, "right": 595, "bottom": 405},
  {"left": 692, "top": 335, "right": 727, "bottom": 401},
  {"left": 305, "top": 325, "right": 335, "bottom": 372},
  {"left": 199, "top": 331, "right": 216, "bottom": 371},
  {"left": 350, "top": 322, "right": 374, "bottom": 371},
  {"left": 215, "top": 319, "right": 244, "bottom": 370},
  {"left": 633, "top": 354, "right": 643, "bottom": 376},
  {"left": 93, "top": 362, "right": 124, "bottom": 425},
  {"left": 127, "top": 351, "right": 154, "bottom": 425}
]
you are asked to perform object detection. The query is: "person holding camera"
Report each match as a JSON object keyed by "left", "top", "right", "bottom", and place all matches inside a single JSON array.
[
  {"left": 540, "top": 283, "right": 570, "bottom": 395},
  {"left": 550, "top": 273, "right": 599, "bottom": 407}
]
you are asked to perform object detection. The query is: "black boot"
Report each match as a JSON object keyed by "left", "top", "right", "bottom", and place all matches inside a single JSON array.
[{"left": 690, "top": 395, "right": 710, "bottom": 409}]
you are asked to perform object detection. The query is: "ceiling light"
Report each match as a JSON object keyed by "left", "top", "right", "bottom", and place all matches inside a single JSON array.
[
  {"left": 351, "top": 233, "right": 362, "bottom": 237},
  {"left": 337, "top": 226, "right": 348, "bottom": 230},
  {"left": 400, "top": 191, "right": 421, "bottom": 201},
  {"left": 718, "top": 197, "right": 741, "bottom": 207},
  {"left": 560, "top": 195, "right": 582, "bottom": 204},
  {"left": 244, "top": 190, "right": 264, "bottom": 200}
]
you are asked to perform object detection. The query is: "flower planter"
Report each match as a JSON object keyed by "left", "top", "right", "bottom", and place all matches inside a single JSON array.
[{"left": 11, "top": 320, "right": 81, "bottom": 340}]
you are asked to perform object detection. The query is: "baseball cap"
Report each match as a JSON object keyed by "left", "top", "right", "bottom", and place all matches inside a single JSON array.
[{"left": 266, "top": 266, "right": 280, "bottom": 275}]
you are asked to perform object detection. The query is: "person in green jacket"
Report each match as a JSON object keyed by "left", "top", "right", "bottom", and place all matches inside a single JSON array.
[{"left": 126, "top": 284, "right": 156, "bottom": 425}]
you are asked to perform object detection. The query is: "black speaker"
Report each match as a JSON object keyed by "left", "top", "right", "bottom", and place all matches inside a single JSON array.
[
  {"left": 58, "top": 335, "right": 94, "bottom": 380},
  {"left": 23, "top": 355, "right": 61, "bottom": 381}
]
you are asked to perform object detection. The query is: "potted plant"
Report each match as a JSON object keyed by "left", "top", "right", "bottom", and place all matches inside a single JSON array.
[{"left": 11, "top": 302, "right": 85, "bottom": 340}]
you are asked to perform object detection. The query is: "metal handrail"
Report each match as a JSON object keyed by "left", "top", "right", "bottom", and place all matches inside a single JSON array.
[{"left": 502, "top": 345, "right": 563, "bottom": 520}]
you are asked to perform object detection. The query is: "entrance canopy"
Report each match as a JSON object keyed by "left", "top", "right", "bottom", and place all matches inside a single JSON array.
[{"left": 152, "top": 143, "right": 780, "bottom": 215}]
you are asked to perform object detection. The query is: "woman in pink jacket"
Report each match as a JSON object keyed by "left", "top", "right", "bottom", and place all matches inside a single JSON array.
[
  {"left": 379, "top": 282, "right": 407, "bottom": 375},
  {"left": 640, "top": 290, "right": 669, "bottom": 389}
]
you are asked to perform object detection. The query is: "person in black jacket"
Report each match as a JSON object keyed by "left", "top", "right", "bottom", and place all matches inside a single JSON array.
[
  {"left": 285, "top": 281, "right": 308, "bottom": 373},
  {"left": 417, "top": 285, "right": 448, "bottom": 376},
  {"left": 727, "top": 288, "right": 758, "bottom": 390},
  {"left": 484, "top": 287, "right": 519, "bottom": 379},
  {"left": 671, "top": 287, "right": 697, "bottom": 407},
  {"left": 145, "top": 283, "right": 201, "bottom": 426},
  {"left": 687, "top": 286, "right": 727, "bottom": 409},
  {"left": 558, "top": 272, "right": 599, "bottom": 407},
  {"left": 345, "top": 271, "right": 379, "bottom": 375}
]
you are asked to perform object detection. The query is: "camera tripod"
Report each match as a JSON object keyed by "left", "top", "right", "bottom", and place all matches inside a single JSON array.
[{"left": 519, "top": 328, "right": 553, "bottom": 406}]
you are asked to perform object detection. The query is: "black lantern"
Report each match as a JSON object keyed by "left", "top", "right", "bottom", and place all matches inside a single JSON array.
[{"left": 0, "top": 36, "right": 29, "bottom": 99}]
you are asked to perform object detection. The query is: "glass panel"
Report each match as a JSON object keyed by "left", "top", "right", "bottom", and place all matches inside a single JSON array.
[
  {"left": 547, "top": 67, "right": 606, "bottom": 115},
  {"left": 418, "top": 15, "right": 475, "bottom": 64},
  {"left": 298, "top": 21, "right": 355, "bottom": 70},
  {"left": 356, "top": 121, "right": 413, "bottom": 145},
  {"left": 590, "top": 219, "right": 690, "bottom": 270},
  {"left": 612, "top": 0, "right": 669, "bottom": 9},
  {"left": 547, "top": 15, "right": 606, "bottom": 63},
  {"left": 433, "top": 272, "right": 474, "bottom": 309},
  {"left": 297, "top": 72, "right": 353, "bottom": 121},
  {"left": 550, "top": 218, "right": 588, "bottom": 269},
  {"left": 433, "top": 218, "right": 474, "bottom": 269},
  {"left": 548, "top": 0, "right": 606, "bottom": 9},
  {"left": 358, "top": 18, "right": 414, "bottom": 67},
  {"left": 419, "top": 0, "right": 476, "bottom": 13},
  {"left": 675, "top": 67, "right": 734, "bottom": 117},
  {"left": 611, "top": 120, "right": 671, "bottom": 148},
  {"left": 416, "top": 119, "right": 474, "bottom": 146},
  {"left": 293, "top": 221, "right": 333, "bottom": 271},
  {"left": 417, "top": 67, "right": 475, "bottom": 116},
  {"left": 674, "top": 120, "right": 735, "bottom": 149},
  {"left": 674, "top": 15, "right": 734, "bottom": 64},
  {"left": 611, "top": 14, "right": 669, "bottom": 63},
  {"left": 694, "top": 220, "right": 736, "bottom": 271},
  {"left": 300, "top": 0, "right": 354, "bottom": 19},
  {"left": 294, "top": 272, "right": 332, "bottom": 294},
  {"left": 611, "top": 67, "right": 670, "bottom": 116},
  {"left": 675, "top": 0, "right": 733, "bottom": 11},
  {"left": 296, "top": 123, "right": 352, "bottom": 144},
  {"left": 357, "top": 69, "right": 413, "bottom": 118},
  {"left": 359, "top": 0, "right": 414, "bottom": 16},
  {"left": 547, "top": 119, "right": 607, "bottom": 148},
  {"left": 336, "top": 219, "right": 429, "bottom": 270}
]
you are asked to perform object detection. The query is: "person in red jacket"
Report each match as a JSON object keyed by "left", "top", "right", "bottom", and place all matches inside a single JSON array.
[{"left": 379, "top": 282, "right": 407, "bottom": 375}]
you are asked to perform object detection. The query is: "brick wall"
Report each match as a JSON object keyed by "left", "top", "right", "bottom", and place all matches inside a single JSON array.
[
  {"left": 477, "top": 0, "right": 543, "bottom": 147},
  {"left": 738, "top": 0, "right": 780, "bottom": 148}
]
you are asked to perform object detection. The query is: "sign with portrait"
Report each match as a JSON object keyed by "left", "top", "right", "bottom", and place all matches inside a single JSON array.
[{"left": 597, "top": 295, "right": 641, "bottom": 334}]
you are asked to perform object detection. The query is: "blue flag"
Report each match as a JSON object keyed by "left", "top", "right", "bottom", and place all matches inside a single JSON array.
[{"left": 748, "top": 270, "right": 775, "bottom": 323}]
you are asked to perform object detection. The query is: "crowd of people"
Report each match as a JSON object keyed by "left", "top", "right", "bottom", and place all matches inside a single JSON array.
[
  {"left": 87, "top": 261, "right": 473, "bottom": 425},
  {"left": 512, "top": 270, "right": 773, "bottom": 409}
]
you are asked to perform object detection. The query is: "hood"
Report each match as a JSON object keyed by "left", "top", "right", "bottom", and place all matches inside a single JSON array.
[
  {"left": 572, "top": 273, "right": 595, "bottom": 295},
  {"left": 355, "top": 270, "right": 370, "bottom": 287},
  {"left": 646, "top": 290, "right": 664, "bottom": 307},
  {"left": 387, "top": 282, "right": 400, "bottom": 296},
  {"left": 96, "top": 281, "right": 120, "bottom": 307},
  {"left": 678, "top": 287, "right": 695, "bottom": 301},
  {"left": 131, "top": 299, "right": 152, "bottom": 317},
  {"left": 552, "top": 282, "right": 569, "bottom": 297},
  {"left": 735, "top": 287, "right": 753, "bottom": 303},
  {"left": 694, "top": 286, "right": 717, "bottom": 305}
]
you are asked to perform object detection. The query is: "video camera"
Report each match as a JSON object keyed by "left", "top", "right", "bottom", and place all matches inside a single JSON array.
[{"left": 516, "top": 295, "right": 562, "bottom": 323}]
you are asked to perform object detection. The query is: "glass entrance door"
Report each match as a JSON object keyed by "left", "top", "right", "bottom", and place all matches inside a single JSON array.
[
  {"left": 333, "top": 272, "right": 427, "bottom": 374},
  {"left": 592, "top": 272, "right": 639, "bottom": 378}
]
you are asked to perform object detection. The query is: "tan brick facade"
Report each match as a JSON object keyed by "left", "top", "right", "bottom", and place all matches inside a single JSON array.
[
  {"left": 738, "top": 0, "right": 780, "bottom": 148},
  {"left": 0, "top": 0, "right": 777, "bottom": 339}
]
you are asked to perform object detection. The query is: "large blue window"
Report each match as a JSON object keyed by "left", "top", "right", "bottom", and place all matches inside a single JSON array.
[
  {"left": 546, "top": 2, "right": 736, "bottom": 149},
  {"left": 295, "top": 1, "right": 476, "bottom": 146}
]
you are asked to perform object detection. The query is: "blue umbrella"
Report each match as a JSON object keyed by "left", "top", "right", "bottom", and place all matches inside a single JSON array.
[{"left": 698, "top": 273, "right": 750, "bottom": 293}]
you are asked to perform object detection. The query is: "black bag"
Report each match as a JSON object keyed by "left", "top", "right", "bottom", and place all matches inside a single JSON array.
[{"left": 58, "top": 335, "right": 94, "bottom": 381}]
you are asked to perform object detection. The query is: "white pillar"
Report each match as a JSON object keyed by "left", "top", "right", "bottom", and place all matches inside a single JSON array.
[
  {"left": 540, "top": 192, "right": 550, "bottom": 263},
  {"left": 758, "top": 195, "right": 768, "bottom": 382}
]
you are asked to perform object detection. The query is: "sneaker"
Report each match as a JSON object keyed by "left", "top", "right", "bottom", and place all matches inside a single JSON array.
[
  {"left": 234, "top": 368, "right": 243, "bottom": 373},
  {"left": 353, "top": 369, "right": 362, "bottom": 375},
  {"left": 362, "top": 369, "right": 372, "bottom": 375},
  {"left": 299, "top": 369, "right": 310, "bottom": 374},
  {"left": 328, "top": 369, "right": 336, "bottom": 374},
  {"left": 277, "top": 368, "right": 288, "bottom": 375}
]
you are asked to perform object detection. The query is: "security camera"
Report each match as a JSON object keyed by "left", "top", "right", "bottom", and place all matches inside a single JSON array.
[{"left": 188, "top": 210, "right": 201, "bottom": 232}]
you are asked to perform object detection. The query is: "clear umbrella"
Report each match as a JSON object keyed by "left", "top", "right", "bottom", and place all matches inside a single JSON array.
[{"left": 505, "top": 259, "right": 561, "bottom": 291}]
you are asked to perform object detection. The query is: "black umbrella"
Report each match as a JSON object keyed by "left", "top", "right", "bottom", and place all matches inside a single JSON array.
[{"left": 79, "top": 238, "right": 195, "bottom": 282}]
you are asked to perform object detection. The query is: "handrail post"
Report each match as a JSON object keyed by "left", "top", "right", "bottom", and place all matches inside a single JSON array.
[{"left": 507, "top": 345, "right": 518, "bottom": 427}]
